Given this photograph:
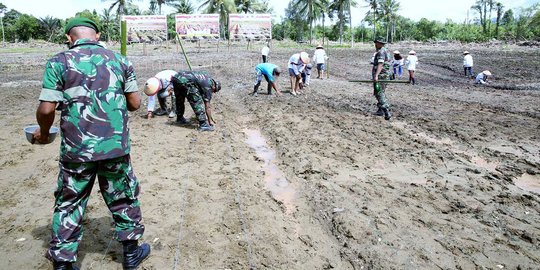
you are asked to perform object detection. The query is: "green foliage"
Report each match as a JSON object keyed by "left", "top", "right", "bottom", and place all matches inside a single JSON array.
[
  {"left": 1, "top": 0, "right": 540, "bottom": 44},
  {"left": 170, "top": 0, "right": 195, "bottom": 14},
  {"left": 14, "top": 14, "right": 40, "bottom": 41}
]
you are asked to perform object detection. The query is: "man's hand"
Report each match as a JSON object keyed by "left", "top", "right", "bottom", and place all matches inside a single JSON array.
[{"left": 32, "top": 128, "right": 51, "bottom": 144}]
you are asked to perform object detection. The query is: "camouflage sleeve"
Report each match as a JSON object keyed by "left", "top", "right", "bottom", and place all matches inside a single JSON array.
[
  {"left": 195, "top": 75, "right": 213, "bottom": 101},
  {"left": 124, "top": 59, "right": 138, "bottom": 93},
  {"left": 39, "top": 56, "right": 64, "bottom": 102},
  {"left": 375, "top": 50, "right": 385, "bottom": 64}
]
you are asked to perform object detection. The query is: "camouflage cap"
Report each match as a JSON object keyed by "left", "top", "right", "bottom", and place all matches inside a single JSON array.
[
  {"left": 373, "top": 36, "right": 387, "bottom": 44},
  {"left": 65, "top": 17, "right": 99, "bottom": 34}
]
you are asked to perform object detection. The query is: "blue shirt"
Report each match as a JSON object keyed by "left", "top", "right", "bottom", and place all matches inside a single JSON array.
[{"left": 255, "top": 63, "right": 278, "bottom": 82}]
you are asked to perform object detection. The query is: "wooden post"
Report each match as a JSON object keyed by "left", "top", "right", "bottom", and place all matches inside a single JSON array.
[{"left": 143, "top": 42, "right": 147, "bottom": 56}]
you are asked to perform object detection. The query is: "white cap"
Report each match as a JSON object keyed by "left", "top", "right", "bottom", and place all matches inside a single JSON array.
[
  {"left": 483, "top": 70, "right": 492, "bottom": 76},
  {"left": 463, "top": 51, "right": 469, "bottom": 55},
  {"left": 393, "top": 50, "right": 400, "bottom": 54},
  {"left": 143, "top": 77, "right": 161, "bottom": 96},
  {"left": 409, "top": 50, "right": 416, "bottom": 55}
]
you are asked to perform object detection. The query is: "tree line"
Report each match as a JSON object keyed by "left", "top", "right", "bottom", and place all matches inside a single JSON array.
[{"left": 0, "top": 0, "right": 539, "bottom": 44}]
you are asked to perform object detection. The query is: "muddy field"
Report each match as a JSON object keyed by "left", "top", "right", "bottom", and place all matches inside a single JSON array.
[{"left": 0, "top": 40, "right": 539, "bottom": 269}]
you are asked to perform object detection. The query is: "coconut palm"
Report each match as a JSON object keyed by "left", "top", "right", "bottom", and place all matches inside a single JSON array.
[
  {"left": 294, "top": 0, "right": 326, "bottom": 44},
  {"left": 330, "top": 0, "right": 356, "bottom": 45},
  {"left": 155, "top": 0, "right": 176, "bottom": 14},
  {"left": 103, "top": 0, "right": 141, "bottom": 17},
  {"left": 378, "top": 0, "right": 399, "bottom": 42},
  {"left": 100, "top": 8, "right": 116, "bottom": 41},
  {"left": 199, "top": 0, "right": 236, "bottom": 39},
  {"left": 171, "top": 0, "right": 195, "bottom": 14},
  {"left": 364, "top": 0, "right": 379, "bottom": 37},
  {"left": 39, "top": 16, "right": 61, "bottom": 42}
]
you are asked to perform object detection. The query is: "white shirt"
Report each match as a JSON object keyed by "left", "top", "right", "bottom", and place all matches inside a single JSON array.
[
  {"left": 392, "top": 58, "right": 404, "bottom": 66},
  {"left": 475, "top": 73, "right": 488, "bottom": 84},
  {"left": 313, "top": 49, "right": 327, "bottom": 64},
  {"left": 261, "top": 46, "right": 270, "bottom": 56},
  {"left": 463, "top": 54, "right": 473, "bottom": 67},
  {"left": 405, "top": 55, "right": 418, "bottom": 70}
]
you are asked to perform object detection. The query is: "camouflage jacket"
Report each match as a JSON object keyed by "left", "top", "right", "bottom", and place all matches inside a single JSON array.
[
  {"left": 371, "top": 46, "right": 392, "bottom": 79},
  {"left": 174, "top": 71, "right": 214, "bottom": 102},
  {"left": 39, "top": 38, "right": 138, "bottom": 163}
]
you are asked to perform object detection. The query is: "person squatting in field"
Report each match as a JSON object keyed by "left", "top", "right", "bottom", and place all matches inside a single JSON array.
[
  {"left": 250, "top": 62, "right": 282, "bottom": 96},
  {"left": 143, "top": 69, "right": 179, "bottom": 119},
  {"left": 288, "top": 51, "right": 310, "bottom": 96},
  {"left": 370, "top": 36, "right": 393, "bottom": 120},
  {"left": 171, "top": 70, "right": 221, "bottom": 132},
  {"left": 475, "top": 70, "right": 492, "bottom": 85},
  {"left": 33, "top": 17, "right": 150, "bottom": 270}
]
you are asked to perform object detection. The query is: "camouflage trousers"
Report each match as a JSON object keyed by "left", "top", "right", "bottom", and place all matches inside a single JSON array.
[
  {"left": 46, "top": 155, "right": 145, "bottom": 262},
  {"left": 373, "top": 74, "right": 391, "bottom": 109},
  {"left": 173, "top": 82, "right": 208, "bottom": 125}
]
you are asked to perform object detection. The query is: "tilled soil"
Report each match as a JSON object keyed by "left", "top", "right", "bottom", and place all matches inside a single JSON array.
[{"left": 0, "top": 41, "right": 539, "bottom": 270}]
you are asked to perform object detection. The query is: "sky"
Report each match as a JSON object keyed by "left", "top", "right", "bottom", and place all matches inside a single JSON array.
[{"left": 0, "top": 0, "right": 538, "bottom": 25}]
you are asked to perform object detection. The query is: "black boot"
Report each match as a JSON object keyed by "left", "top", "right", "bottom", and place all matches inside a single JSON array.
[
  {"left": 383, "top": 108, "right": 392, "bottom": 120},
  {"left": 373, "top": 107, "right": 384, "bottom": 116},
  {"left": 155, "top": 96, "right": 168, "bottom": 116},
  {"left": 53, "top": 261, "right": 79, "bottom": 270},
  {"left": 122, "top": 240, "right": 151, "bottom": 270}
]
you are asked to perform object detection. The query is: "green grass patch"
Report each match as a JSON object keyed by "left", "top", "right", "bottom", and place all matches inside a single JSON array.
[{"left": 0, "top": 47, "right": 43, "bottom": 53}]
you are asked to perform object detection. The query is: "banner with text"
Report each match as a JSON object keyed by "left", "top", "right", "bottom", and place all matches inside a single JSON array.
[
  {"left": 175, "top": 14, "right": 220, "bottom": 40},
  {"left": 228, "top": 14, "right": 272, "bottom": 41},
  {"left": 121, "top": 15, "right": 168, "bottom": 43}
]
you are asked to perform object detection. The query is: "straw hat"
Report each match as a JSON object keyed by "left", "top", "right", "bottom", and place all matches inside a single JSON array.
[
  {"left": 143, "top": 77, "right": 161, "bottom": 96},
  {"left": 463, "top": 51, "right": 470, "bottom": 55},
  {"left": 483, "top": 70, "right": 492, "bottom": 76},
  {"left": 316, "top": 44, "right": 323, "bottom": 49},
  {"left": 393, "top": 50, "right": 400, "bottom": 54},
  {"left": 409, "top": 50, "right": 416, "bottom": 55},
  {"left": 300, "top": 52, "right": 310, "bottom": 63}
]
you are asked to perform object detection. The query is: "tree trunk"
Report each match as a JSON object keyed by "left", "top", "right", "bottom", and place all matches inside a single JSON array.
[
  {"left": 310, "top": 20, "right": 313, "bottom": 45},
  {"left": 349, "top": 1, "right": 353, "bottom": 47},
  {"left": 322, "top": 13, "right": 325, "bottom": 45}
]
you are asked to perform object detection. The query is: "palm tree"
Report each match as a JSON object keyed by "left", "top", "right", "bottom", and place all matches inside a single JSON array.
[
  {"left": 171, "top": 0, "right": 195, "bottom": 14},
  {"left": 294, "top": 0, "right": 325, "bottom": 44},
  {"left": 100, "top": 8, "right": 115, "bottom": 41},
  {"left": 155, "top": 0, "right": 175, "bottom": 14},
  {"left": 39, "top": 16, "right": 61, "bottom": 42},
  {"left": 199, "top": 0, "right": 236, "bottom": 39},
  {"left": 330, "top": 0, "right": 356, "bottom": 45},
  {"left": 378, "top": 0, "right": 399, "bottom": 42},
  {"left": 103, "top": 0, "right": 141, "bottom": 17},
  {"left": 364, "top": 0, "right": 379, "bottom": 37}
]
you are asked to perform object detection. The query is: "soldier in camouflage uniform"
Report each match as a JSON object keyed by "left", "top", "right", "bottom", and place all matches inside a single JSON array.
[
  {"left": 171, "top": 70, "right": 221, "bottom": 132},
  {"left": 371, "top": 37, "right": 392, "bottom": 120},
  {"left": 32, "top": 17, "right": 150, "bottom": 270}
]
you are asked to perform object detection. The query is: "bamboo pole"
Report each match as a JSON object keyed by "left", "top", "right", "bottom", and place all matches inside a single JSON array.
[
  {"left": 121, "top": 20, "right": 127, "bottom": 56},
  {"left": 175, "top": 34, "right": 192, "bottom": 71}
]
